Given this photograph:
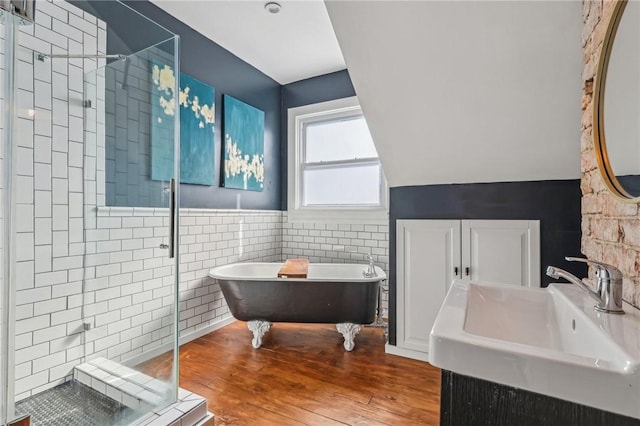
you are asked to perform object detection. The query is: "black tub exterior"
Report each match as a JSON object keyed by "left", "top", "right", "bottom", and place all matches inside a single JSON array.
[{"left": 217, "top": 279, "right": 380, "bottom": 324}]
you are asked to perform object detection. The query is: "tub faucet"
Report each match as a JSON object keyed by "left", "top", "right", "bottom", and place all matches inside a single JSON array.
[
  {"left": 363, "top": 254, "right": 377, "bottom": 278},
  {"left": 546, "top": 257, "right": 624, "bottom": 314}
]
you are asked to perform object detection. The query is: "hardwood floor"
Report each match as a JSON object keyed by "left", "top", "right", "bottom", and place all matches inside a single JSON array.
[{"left": 141, "top": 321, "right": 441, "bottom": 425}]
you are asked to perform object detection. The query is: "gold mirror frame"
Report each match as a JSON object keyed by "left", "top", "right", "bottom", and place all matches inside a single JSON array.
[{"left": 593, "top": 0, "right": 640, "bottom": 202}]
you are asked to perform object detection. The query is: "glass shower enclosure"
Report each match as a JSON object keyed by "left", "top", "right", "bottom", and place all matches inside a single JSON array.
[{"left": 1, "top": 1, "right": 181, "bottom": 424}]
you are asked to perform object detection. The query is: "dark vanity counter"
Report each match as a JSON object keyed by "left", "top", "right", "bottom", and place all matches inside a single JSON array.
[{"left": 441, "top": 371, "right": 640, "bottom": 426}]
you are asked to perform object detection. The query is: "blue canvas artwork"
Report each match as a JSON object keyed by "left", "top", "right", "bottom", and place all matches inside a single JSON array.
[
  {"left": 150, "top": 60, "right": 215, "bottom": 185},
  {"left": 222, "top": 95, "right": 265, "bottom": 191},
  {"left": 150, "top": 60, "right": 175, "bottom": 182}
]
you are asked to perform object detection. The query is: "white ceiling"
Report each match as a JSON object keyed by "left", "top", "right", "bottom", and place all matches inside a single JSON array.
[{"left": 150, "top": 0, "right": 346, "bottom": 85}]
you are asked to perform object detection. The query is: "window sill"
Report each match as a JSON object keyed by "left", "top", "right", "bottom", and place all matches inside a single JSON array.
[{"left": 286, "top": 208, "right": 389, "bottom": 225}]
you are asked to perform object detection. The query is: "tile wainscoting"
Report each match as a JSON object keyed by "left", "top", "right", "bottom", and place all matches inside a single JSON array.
[
  {"left": 82, "top": 208, "right": 284, "bottom": 370},
  {"left": 281, "top": 212, "right": 390, "bottom": 311},
  {"left": 17, "top": 204, "right": 389, "bottom": 398}
]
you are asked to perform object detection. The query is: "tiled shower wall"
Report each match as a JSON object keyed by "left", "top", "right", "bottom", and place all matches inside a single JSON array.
[
  {"left": 104, "top": 50, "right": 168, "bottom": 208},
  {"left": 83, "top": 208, "right": 282, "bottom": 367},
  {"left": 13, "top": 0, "right": 106, "bottom": 401},
  {"left": 9, "top": 0, "right": 391, "bottom": 401}
]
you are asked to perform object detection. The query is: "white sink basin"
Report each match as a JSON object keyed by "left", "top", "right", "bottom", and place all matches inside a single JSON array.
[{"left": 429, "top": 279, "right": 640, "bottom": 419}]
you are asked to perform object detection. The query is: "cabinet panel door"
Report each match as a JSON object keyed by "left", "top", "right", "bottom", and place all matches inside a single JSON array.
[
  {"left": 461, "top": 220, "right": 540, "bottom": 287},
  {"left": 397, "top": 220, "right": 460, "bottom": 353}
]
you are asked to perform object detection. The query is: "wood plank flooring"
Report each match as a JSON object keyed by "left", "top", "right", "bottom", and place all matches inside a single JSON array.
[{"left": 140, "top": 321, "right": 441, "bottom": 425}]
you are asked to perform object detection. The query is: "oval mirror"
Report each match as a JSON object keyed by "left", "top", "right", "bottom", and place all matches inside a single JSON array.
[{"left": 594, "top": 0, "right": 640, "bottom": 201}]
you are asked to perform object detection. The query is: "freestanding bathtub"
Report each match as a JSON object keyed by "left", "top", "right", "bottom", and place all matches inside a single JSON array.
[{"left": 208, "top": 262, "right": 387, "bottom": 351}]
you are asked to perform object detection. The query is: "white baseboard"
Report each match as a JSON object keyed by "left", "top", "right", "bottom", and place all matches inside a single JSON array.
[
  {"left": 123, "top": 316, "right": 237, "bottom": 368},
  {"left": 179, "top": 315, "right": 236, "bottom": 346},
  {"left": 385, "top": 343, "right": 430, "bottom": 362}
]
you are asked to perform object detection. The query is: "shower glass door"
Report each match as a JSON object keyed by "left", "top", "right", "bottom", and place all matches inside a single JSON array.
[
  {"left": 80, "top": 39, "right": 180, "bottom": 426},
  {"left": 81, "top": 35, "right": 180, "bottom": 422}
]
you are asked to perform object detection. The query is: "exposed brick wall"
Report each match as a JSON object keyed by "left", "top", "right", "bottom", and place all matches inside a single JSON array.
[{"left": 581, "top": 0, "right": 640, "bottom": 308}]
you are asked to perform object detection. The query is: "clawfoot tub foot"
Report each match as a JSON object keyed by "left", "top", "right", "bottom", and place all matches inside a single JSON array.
[
  {"left": 336, "top": 323, "right": 361, "bottom": 351},
  {"left": 247, "top": 320, "right": 271, "bottom": 348}
]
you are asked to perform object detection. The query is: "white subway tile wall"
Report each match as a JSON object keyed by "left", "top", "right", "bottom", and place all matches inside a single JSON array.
[
  {"left": 13, "top": 0, "right": 107, "bottom": 401},
  {"left": 82, "top": 207, "right": 282, "bottom": 371},
  {"left": 9, "top": 0, "right": 391, "bottom": 402},
  {"left": 281, "top": 212, "right": 390, "bottom": 310},
  {"left": 104, "top": 52, "right": 169, "bottom": 208},
  {"left": 177, "top": 209, "right": 282, "bottom": 334}
]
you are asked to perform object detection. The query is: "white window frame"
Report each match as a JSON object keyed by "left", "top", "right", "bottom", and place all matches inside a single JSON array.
[{"left": 287, "top": 96, "right": 388, "bottom": 224}]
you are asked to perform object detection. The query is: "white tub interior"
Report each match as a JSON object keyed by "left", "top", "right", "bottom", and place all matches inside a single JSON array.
[{"left": 209, "top": 262, "right": 387, "bottom": 282}]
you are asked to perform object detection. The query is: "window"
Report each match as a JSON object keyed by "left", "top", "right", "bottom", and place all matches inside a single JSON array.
[{"left": 288, "top": 97, "right": 388, "bottom": 223}]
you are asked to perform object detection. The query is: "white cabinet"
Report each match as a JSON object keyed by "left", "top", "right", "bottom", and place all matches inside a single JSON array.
[
  {"left": 387, "top": 219, "right": 540, "bottom": 362},
  {"left": 395, "top": 220, "right": 459, "bottom": 357},
  {"left": 462, "top": 220, "right": 540, "bottom": 286}
]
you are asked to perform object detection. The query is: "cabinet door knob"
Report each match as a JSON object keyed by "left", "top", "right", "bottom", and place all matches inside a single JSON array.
[
  {"left": 465, "top": 267, "right": 470, "bottom": 276},
  {"left": 454, "top": 266, "right": 459, "bottom": 276}
]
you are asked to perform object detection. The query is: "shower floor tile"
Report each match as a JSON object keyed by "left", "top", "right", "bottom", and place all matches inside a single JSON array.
[{"left": 14, "top": 380, "right": 137, "bottom": 426}]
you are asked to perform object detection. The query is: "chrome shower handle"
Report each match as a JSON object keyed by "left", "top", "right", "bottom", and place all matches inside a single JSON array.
[{"left": 168, "top": 178, "right": 176, "bottom": 259}]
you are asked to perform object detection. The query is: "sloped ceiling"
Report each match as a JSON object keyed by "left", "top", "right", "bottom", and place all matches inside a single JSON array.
[{"left": 325, "top": 1, "right": 583, "bottom": 188}]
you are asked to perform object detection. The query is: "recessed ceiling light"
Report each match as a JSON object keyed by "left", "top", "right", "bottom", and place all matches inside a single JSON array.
[{"left": 264, "top": 1, "right": 281, "bottom": 14}]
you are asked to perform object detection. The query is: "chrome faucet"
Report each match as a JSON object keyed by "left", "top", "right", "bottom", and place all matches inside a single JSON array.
[
  {"left": 546, "top": 257, "right": 624, "bottom": 314},
  {"left": 363, "top": 253, "right": 377, "bottom": 278}
]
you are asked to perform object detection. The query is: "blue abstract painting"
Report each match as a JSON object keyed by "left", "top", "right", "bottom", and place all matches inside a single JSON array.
[
  {"left": 150, "top": 60, "right": 175, "bottom": 182},
  {"left": 150, "top": 60, "right": 215, "bottom": 185},
  {"left": 223, "top": 95, "right": 265, "bottom": 191}
]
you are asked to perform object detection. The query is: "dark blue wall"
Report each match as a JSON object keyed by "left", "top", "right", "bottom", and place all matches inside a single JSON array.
[
  {"left": 388, "top": 180, "right": 585, "bottom": 345},
  {"left": 282, "top": 69, "right": 355, "bottom": 108},
  {"left": 280, "top": 70, "right": 356, "bottom": 210},
  {"left": 74, "top": 0, "right": 282, "bottom": 210},
  {"left": 72, "top": 1, "right": 357, "bottom": 211}
]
